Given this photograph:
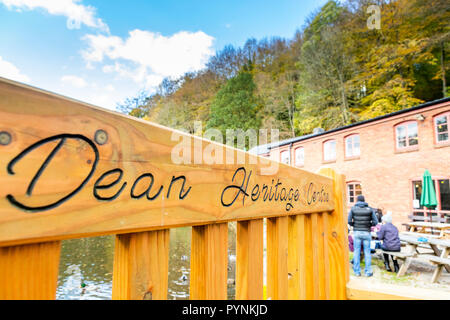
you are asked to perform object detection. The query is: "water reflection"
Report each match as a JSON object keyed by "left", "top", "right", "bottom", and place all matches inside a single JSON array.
[
  {"left": 56, "top": 224, "right": 237, "bottom": 300},
  {"left": 168, "top": 227, "right": 191, "bottom": 300},
  {"left": 56, "top": 235, "right": 114, "bottom": 300}
]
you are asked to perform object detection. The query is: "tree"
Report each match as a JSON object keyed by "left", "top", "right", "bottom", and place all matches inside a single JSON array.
[
  {"left": 116, "top": 89, "right": 151, "bottom": 118},
  {"left": 207, "top": 71, "right": 261, "bottom": 148},
  {"left": 296, "top": 1, "right": 358, "bottom": 132},
  {"left": 118, "top": 0, "right": 449, "bottom": 138}
]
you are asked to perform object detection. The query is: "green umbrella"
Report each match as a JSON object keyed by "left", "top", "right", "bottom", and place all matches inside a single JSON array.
[{"left": 420, "top": 169, "right": 437, "bottom": 223}]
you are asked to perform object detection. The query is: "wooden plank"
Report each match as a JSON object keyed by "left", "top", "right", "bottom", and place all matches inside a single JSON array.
[
  {"left": 310, "top": 212, "right": 331, "bottom": 299},
  {"left": 431, "top": 247, "right": 449, "bottom": 283},
  {"left": 0, "top": 78, "right": 334, "bottom": 247},
  {"left": 236, "top": 219, "right": 263, "bottom": 299},
  {"left": 112, "top": 229, "right": 170, "bottom": 300},
  {"left": 190, "top": 223, "right": 228, "bottom": 299},
  {"left": 320, "top": 212, "right": 331, "bottom": 299},
  {"left": 266, "top": 216, "right": 288, "bottom": 300},
  {"left": 288, "top": 216, "right": 300, "bottom": 300},
  {"left": 287, "top": 214, "right": 308, "bottom": 299},
  {"left": 310, "top": 213, "right": 321, "bottom": 300},
  {"left": 0, "top": 241, "right": 61, "bottom": 299},
  {"left": 317, "top": 168, "right": 348, "bottom": 300},
  {"left": 397, "top": 257, "right": 413, "bottom": 277},
  {"left": 303, "top": 215, "right": 315, "bottom": 300}
]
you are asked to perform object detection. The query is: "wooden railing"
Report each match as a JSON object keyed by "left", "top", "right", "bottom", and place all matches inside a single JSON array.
[{"left": 0, "top": 77, "right": 348, "bottom": 300}]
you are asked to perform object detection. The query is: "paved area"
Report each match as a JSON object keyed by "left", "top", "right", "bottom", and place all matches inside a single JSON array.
[{"left": 348, "top": 252, "right": 450, "bottom": 298}]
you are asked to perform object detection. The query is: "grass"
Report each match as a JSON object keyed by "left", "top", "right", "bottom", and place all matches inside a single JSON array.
[{"left": 349, "top": 252, "right": 414, "bottom": 284}]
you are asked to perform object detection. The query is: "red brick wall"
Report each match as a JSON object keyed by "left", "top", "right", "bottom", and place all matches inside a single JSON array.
[{"left": 269, "top": 101, "right": 450, "bottom": 228}]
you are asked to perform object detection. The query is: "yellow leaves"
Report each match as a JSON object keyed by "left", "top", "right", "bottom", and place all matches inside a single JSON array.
[{"left": 359, "top": 74, "right": 424, "bottom": 121}]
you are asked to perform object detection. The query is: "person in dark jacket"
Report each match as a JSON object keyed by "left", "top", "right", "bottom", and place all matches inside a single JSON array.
[
  {"left": 348, "top": 195, "right": 378, "bottom": 277},
  {"left": 377, "top": 212, "right": 401, "bottom": 272}
]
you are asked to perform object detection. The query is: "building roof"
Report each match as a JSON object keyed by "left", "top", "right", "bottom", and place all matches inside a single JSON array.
[
  {"left": 248, "top": 141, "right": 278, "bottom": 155},
  {"left": 268, "top": 97, "right": 450, "bottom": 150}
]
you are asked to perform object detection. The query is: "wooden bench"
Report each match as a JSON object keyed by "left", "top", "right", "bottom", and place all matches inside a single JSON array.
[
  {"left": 420, "top": 254, "right": 450, "bottom": 283},
  {"left": 377, "top": 249, "right": 416, "bottom": 277}
]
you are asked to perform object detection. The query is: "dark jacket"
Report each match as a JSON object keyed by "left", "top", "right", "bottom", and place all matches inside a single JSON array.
[
  {"left": 348, "top": 201, "right": 378, "bottom": 232},
  {"left": 376, "top": 223, "right": 401, "bottom": 251}
]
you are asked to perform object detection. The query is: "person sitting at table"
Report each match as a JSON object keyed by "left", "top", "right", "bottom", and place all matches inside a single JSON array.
[{"left": 377, "top": 212, "right": 401, "bottom": 272}]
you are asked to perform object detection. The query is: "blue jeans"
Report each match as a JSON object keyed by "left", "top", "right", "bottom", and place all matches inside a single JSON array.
[{"left": 353, "top": 231, "right": 372, "bottom": 276}]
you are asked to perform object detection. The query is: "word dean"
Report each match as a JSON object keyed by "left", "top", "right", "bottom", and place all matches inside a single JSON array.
[
  {"left": 6, "top": 134, "right": 192, "bottom": 213},
  {"left": 5, "top": 133, "right": 329, "bottom": 213}
]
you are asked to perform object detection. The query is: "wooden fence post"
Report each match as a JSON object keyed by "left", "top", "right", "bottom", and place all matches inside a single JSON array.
[
  {"left": 267, "top": 216, "right": 288, "bottom": 300},
  {"left": 318, "top": 168, "right": 348, "bottom": 300},
  {"left": 190, "top": 223, "right": 228, "bottom": 300},
  {"left": 112, "top": 229, "right": 170, "bottom": 300},
  {"left": 236, "top": 219, "right": 263, "bottom": 300},
  {"left": 0, "top": 241, "right": 61, "bottom": 300}
]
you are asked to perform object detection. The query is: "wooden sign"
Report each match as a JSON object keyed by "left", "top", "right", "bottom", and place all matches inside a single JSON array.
[{"left": 0, "top": 78, "right": 334, "bottom": 247}]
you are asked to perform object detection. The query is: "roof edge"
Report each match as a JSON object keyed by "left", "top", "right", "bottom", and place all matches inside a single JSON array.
[{"left": 269, "top": 97, "right": 450, "bottom": 150}]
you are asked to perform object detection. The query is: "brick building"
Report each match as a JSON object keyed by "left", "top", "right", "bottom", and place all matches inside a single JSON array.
[{"left": 254, "top": 97, "right": 450, "bottom": 226}]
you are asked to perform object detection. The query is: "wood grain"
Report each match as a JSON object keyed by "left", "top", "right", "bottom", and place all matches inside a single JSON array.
[
  {"left": 236, "top": 219, "right": 263, "bottom": 299},
  {"left": 0, "top": 78, "right": 334, "bottom": 247},
  {"left": 284, "top": 214, "right": 317, "bottom": 300},
  {"left": 0, "top": 241, "right": 60, "bottom": 299},
  {"left": 318, "top": 168, "right": 348, "bottom": 300},
  {"left": 112, "top": 229, "right": 170, "bottom": 300},
  {"left": 266, "top": 217, "right": 288, "bottom": 300},
  {"left": 190, "top": 223, "right": 228, "bottom": 299}
]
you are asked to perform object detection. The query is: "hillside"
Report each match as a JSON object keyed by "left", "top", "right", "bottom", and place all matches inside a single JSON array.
[{"left": 118, "top": 0, "right": 449, "bottom": 144}]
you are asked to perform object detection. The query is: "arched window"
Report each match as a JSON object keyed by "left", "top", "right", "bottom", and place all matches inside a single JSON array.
[
  {"left": 345, "top": 134, "right": 360, "bottom": 158},
  {"left": 347, "top": 181, "right": 362, "bottom": 205},
  {"left": 395, "top": 121, "right": 418, "bottom": 149},
  {"left": 434, "top": 112, "right": 449, "bottom": 144},
  {"left": 294, "top": 147, "right": 304, "bottom": 167},
  {"left": 280, "top": 150, "right": 290, "bottom": 165},
  {"left": 323, "top": 140, "right": 336, "bottom": 162}
]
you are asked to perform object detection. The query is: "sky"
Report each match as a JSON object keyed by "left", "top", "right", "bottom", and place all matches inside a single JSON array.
[{"left": 0, "top": 0, "right": 328, "bottom": 111}]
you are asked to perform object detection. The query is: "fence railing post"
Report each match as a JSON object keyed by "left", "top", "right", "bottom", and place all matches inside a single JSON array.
[
  {"left": 112, "top": 230, "right": 170, "bottom": 300},
  {"left": 0, "top": 241, "right": 61, "bottom": 300},
  {"left": 287, "top": 214, "right": 315, "bottom": 299},
  {"left": 236, "top": 219, "right": 263, "bottom": 300},
  {"left": 318, "top": 168, "right": 348, "bottom": 300},
  {"left": 266, "top": 216, "right": 288, "bottom": 300},
  {"left": 190, "top": 223, "right": 228, "bottom": 300}
]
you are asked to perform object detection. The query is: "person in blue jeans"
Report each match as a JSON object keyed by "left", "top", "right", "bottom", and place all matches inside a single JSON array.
[{"left": 348, "top": 195, "right": 378, "bottom": 277}]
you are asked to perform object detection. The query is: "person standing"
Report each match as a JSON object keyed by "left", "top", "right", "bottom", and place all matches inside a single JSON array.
[
  {"left": 348, "top": 195, "right": 378, "bottom": 277},
  {"left": 377, "top": 212, "right": 401, "bottom": 272}
]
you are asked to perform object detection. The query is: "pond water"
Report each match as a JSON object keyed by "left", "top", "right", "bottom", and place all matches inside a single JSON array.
[{"left": 56, "top": 223, "right": 237, "bottom": 300}]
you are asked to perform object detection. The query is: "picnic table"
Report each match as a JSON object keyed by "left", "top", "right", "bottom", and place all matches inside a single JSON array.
[
  {"left": 398, "top": 233, "right": 450, "bottom": 283},
  {"left": 403, "top": 222, "right": 450, "bottom": 238}
]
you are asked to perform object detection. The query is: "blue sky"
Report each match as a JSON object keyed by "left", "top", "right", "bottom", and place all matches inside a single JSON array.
[{"left": 0, "top": 0, "right": 328, "bottom": 111}]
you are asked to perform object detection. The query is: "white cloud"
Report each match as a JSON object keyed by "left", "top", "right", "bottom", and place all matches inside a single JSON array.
[
  {"left": 82, "top": 29, "right": 215, "bottom": 88},
  {"left": 61, "top": 75, "right": 87, "bottom": 88},
  {"left": 0, "top": 56, "right": 30, "bottom": 83},
  {"left": 0, "top": 0, "right": 109, "bottom": 32}
]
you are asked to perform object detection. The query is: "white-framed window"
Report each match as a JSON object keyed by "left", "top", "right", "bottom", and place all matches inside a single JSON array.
[
  {"left": 347, "top": 182, "right": 362, "bottom": 204},
  {"left": 434, "top": 112, "right": 449, "bottom": 143},
  {"left": 345, "top": 134, "right": 360, "bottom": 158},
  {"left": 280, "top": 150, "right": 290, "bottom": 165},
  {"left": 294, "top": 147, "right": 304, "bottom": 167},
  {"left": 323, "top": 140, "right": 336, "bottom": 162},
  {"left": 395, "top": 121, "right": 418, "bottom": 149}
]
